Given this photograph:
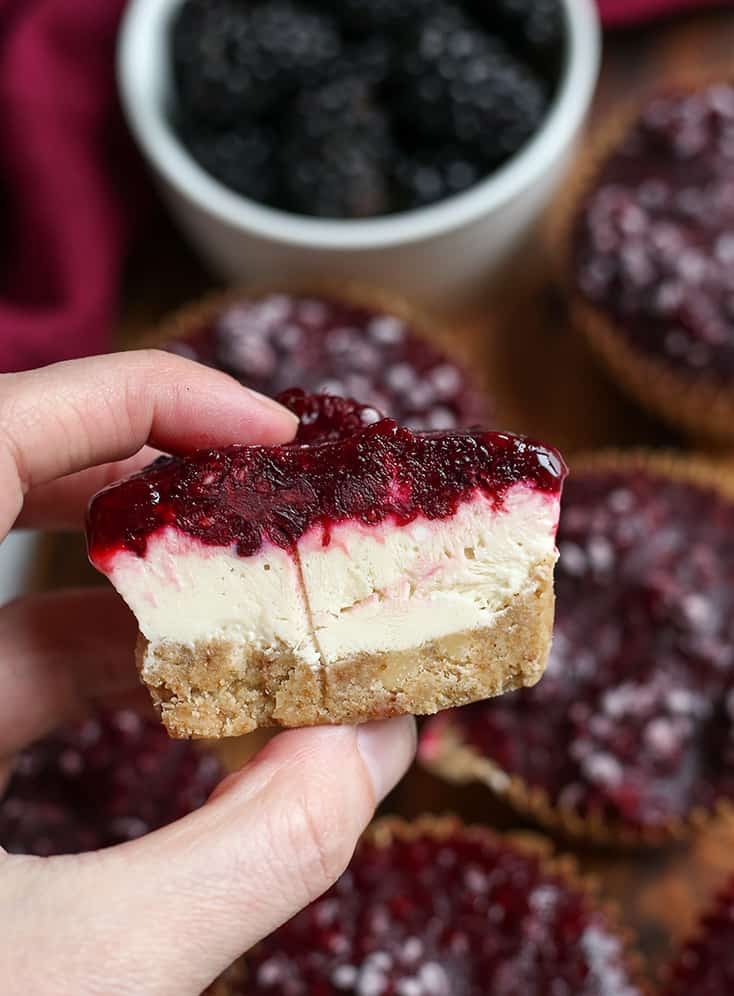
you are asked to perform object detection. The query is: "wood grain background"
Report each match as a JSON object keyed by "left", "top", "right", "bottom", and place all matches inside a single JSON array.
[{"left": 38, "top": 7, "right": 734, "bottom": 985}]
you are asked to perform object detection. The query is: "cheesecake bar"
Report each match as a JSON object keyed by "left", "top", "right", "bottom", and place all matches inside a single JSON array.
[{"left": 87, "top": 390, "right": 566, "bottom": 738}]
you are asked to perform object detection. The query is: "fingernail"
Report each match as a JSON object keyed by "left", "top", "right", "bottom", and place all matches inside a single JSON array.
[
  {"left": 246, "top": 387, "right": 300, "bottom": 425},
  {"left": 356, "top": 716, "right": 417, "bottom": 804}
]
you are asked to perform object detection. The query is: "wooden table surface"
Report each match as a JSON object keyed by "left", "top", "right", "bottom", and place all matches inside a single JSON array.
[{"left": 40, "top": 7, "right": 734, "bottom": 987}]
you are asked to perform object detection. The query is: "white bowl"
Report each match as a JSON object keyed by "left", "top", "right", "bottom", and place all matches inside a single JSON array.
[{"left": 118, "top": 0, "right": 600, "bottom": 306}]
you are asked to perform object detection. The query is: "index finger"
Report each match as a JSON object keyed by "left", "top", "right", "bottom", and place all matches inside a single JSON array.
[{"left": 0, "top": 350, "right": 297, "bottom": 536}]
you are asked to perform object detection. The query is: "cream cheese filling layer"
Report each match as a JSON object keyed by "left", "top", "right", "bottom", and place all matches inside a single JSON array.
[
  {"left": 105, "top": 484, "right": 559, "bottom": 669},
  {"left": 299, "top": 486, "right": 559, "bottom": 663},
  {"left": 107, "top": 529, "right": 321, "bottom": 667}
]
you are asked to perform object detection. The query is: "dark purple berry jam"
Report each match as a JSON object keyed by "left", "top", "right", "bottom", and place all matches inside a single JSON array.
[
  {"left": 228, "top": 826, "right": 642, "bottom": 995},
  {"left": 87, "top": 391, "right": 565, "bottom": 565},
  {"left": 664, "top": 876, "right": 734, "bottom": 995},
  {"left": 574, "top": 82, "right": 734, "bottom": 384},
  {"left": 0, "top": 710, "right": 223, "bottom": 856},
  {"left": 168, "top": 293, "right": 491, "bottom": 431},
  {"left": 439, "top": 469, "right": 734, "bottom": 833}
]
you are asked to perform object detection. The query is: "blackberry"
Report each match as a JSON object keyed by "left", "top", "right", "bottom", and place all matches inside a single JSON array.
[
  {"left": 281, "top": 79, "right": 393, "bottom": 218},
  {"left": 318, "top": 0, "right": 434, "bottom": 34},
  {"left": 328, "top": 35, "right": 396, "bottom": 88},
  {"left": 180, "top": 121, "right": 279, "bottom": 204},
  {"left": 393, "top": 145, "right": 486, "bottom": 210},
  {"left": 495, "top": 0, "right": 565, "bottom": 54},
  {"left": 172, "top": 0, "right": 341, "bottom": 124},
  {"left": 396, "top": 8, "right": 549, "bottom": 166},
  {"left": 471, "top": 0, "right": 566, "bottom": 79}
]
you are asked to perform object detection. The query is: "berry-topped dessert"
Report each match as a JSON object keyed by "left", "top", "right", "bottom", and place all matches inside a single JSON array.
[
  {"left": 420, "top": 453, "right": 734, "bottom": 843},
  {"left": 0, "top": 710, "right": 222, "bottom": 856},
  {"left": 557, "top": 80, "right": 734, "bottom": 442},
  {"left": 163, "top": 289, "right": 491, "bottom": 431},
  {"left": 87, "top": 390, "right": 565, "bottom": 739},
  {"left": 171, "top": 0, "right": 563, "bottom": 218},
  {"left": 209, "top": 817, "right": 644, "bottom": 996},
  {"left": 663, "top": 875, "right": 734, "bottom": 996}
]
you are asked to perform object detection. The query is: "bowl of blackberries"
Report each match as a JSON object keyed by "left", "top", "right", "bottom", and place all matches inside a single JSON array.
[{"left": 118, "top": 0, "right": 599, "bottom": 302}]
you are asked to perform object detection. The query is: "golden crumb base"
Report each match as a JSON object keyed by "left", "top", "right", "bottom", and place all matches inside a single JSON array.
[
  {"left": 137, "top": 563, "right": 555, "bottom": 739},
  {"left": 421, "top": 451, "right": 734, "bottom": 849},
  {"left": 549, "top": 77, "right": 734, "bottom": 445}
]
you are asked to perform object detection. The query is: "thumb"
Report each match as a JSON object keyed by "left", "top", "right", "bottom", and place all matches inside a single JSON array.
[{"left": 2, "top": 718, "right": 416, "bottom": 996}]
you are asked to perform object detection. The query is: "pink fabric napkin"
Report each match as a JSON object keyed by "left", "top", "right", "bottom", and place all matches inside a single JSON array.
[
  {"left": 597, "top": 0, "right": 726, "bottom": 27},
  {"left": 0, "top": 0, "right": 146, "bottom": 374}
]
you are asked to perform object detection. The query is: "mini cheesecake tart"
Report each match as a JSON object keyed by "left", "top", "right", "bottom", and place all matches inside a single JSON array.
[
  {"left": 152, "top": 284, "right": 491, "bottom": 431},
  {"left": 662, "top": 874, "right": 734, "bottom": 995},
  {"left": 87, "top": 390, "right": 565, "bottom": 739},
  {"left": 207, "top": 816, "right": 646, "bottom": 996},
  {"left": 420, "top": 451, "right": 734, "bottom": 846},
  {"left": 0, "top": 710, "right": 223, "bottom": 856},
  {"left": 552, "top": 78, "right": 734, "bottom": 443}
]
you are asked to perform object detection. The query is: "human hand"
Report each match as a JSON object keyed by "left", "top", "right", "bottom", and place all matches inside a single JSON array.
[{"left": 0, "top": 351, "right": 416, "bottom": 996}]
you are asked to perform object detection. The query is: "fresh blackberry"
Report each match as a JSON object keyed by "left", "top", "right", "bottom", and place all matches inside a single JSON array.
[
  {"left": 281, "top": 78, "right": 393, "bottom": 218},
  {"left": 180, "top": 121, "right": 279, "bottom": 204},
  {"left": 318, "top": 0, "right": 434, "bottom": 34},
  {"left": 393, "top": 144, "right": 486, "bottom": 210},
  {"left": 495, "top": 0, "right": 565, "bottom": 54},
  {"left": 172, "top": 0, "right": 341, "bottom": 124},
  {"left": 396, "top": 8, "right": 549, "bottom": 167},
  {"left": 471, "top": 0, "right": 566, "bottom": 78},
  {"left": 328, "top": 35, "right": 396, "bottom": 88}
]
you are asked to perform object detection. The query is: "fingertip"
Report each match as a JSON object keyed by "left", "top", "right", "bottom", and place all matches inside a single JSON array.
[{"left": 356, "top": 716, "right": 417, "bottom": 804}]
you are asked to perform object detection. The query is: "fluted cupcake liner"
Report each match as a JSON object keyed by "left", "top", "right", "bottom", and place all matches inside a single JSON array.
[
  {"left": 549, "top": 75, "right": 734, "bottom": 446},
  {"left": 660, "top": 870, "right": 734, "bottom": 995},
  {"left": 421, "top": 450, "right": 734, "bottom": 849}
]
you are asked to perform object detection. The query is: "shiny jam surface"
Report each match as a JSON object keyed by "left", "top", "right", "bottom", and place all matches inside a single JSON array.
[{"left": 87, "top": 390, "right": 565, "bottom": 564}]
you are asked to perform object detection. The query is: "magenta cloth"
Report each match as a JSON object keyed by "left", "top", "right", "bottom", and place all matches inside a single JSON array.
[
  {"left": 0, "top": 0, "right": 146, "bottom": 373},
  {"left": 597, "top": 0, "right": 727, "bottom": 27}
]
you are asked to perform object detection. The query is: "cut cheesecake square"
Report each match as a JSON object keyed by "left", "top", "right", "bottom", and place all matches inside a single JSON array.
[{"left": 87, "top": 390, "right": 566, "bottom": 738}]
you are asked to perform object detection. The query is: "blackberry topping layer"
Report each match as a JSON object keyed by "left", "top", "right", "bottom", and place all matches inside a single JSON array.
[
  {"left": 0, "top": 710, "right": 222, "bottom": 856},
  {"left": 574, "top": 82, "right": 734, "bottom": 384},
  {"left": 168, "top": 292, "right": 491, "bottom": 431},
  {"left": 226, "top": 824, "right": 643, "bottom": 996},
  {"left": 87, "top": 390, "right": 564, "bottom": 564},
  {"left": 445, "top": 468, "right": 734, "bottom": 833}
]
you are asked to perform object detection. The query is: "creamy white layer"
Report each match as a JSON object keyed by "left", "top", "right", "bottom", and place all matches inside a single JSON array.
[
  {"left": 104, "top": 484, "right": 559, "bottom": 667},
  {"left": 107, "top": 528, "right": 320, "bottom": 667},
  {"left": 300, "top": 486, "right": 558, "bottom": 662}
]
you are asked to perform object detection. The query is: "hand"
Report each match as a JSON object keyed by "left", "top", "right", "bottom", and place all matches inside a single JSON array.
[{"left": 0, "top": 351, "right": 416, "bottom": 996}]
